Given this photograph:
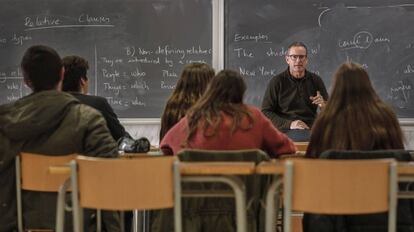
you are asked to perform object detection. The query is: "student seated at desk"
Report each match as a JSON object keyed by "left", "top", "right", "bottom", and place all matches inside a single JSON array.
[
  {"left": 160, "top": 69, "right": 296, "bottom": 157},
  {"left": 62, "top": 55, "right": 130, "bottom": 142},
  {"left": 0, "top": 45, "right": 120, "bottom": 231},
  {"left": 159, "top": 62, "right": 215, "bottom": 141},
  {"left": 304, "top": 62, "right": 414, "bottom": 232}
]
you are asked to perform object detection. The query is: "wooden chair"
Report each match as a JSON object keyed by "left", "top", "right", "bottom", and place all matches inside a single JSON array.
[
  {"left": 15, "top": 152, "right": 75, "bottom": 232},
  {"left": 283, "top": 159, "right": 398, "bottom": 232},
  {"left": 68, "top": 155, "right": 182, "bottom": 232}
]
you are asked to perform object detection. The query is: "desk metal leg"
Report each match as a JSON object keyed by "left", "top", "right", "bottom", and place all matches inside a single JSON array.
[
  {"left": 15, "top": 157, "right": 23, "bottom": 232},
  {"left": 56, "top": 178, "right": 71, "bottom": 232},
  {"left": 133, "top": 210, "right": 140, "bottom": 232},
  {"left": 182, "top": 176, "right": 247, "bottom": 232},
  {"left": 97, "top": 209, "right": 102, "bottom": 232},
  {"left": 265, "top": 178, "right": 282, "bottom": 232},
  {"left": 132, "top": 210, "right": 150, "bottom": 232},
  {"left": 143, "top": 210, "right": 150, "bottom": 232}
]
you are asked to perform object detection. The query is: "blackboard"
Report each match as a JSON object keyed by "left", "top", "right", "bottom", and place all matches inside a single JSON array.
[
  {"left": 226, "top": 0, "right": 414, "bottom": 118},
  {"left": 0, "top": 0, "right": 212, "bottom": 118}
]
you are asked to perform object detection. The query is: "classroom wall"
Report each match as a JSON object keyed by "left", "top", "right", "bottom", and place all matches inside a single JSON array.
[
  {"left": 403, "top": 126, "right": 414, "bottom": 150},
  {"left": 122, "top": 119, "right": 161, "bottom": 145}
]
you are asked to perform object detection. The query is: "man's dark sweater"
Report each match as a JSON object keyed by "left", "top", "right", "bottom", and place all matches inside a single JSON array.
[{"left": 261, "top": 68, "right": 328, "bottom": 131}]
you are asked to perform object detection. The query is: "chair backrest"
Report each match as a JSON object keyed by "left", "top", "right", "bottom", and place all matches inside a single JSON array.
[
  {"left": 18, "top": 152, "right": 75, "bottom": 192},
  {"left": 72, "top": 155, "right": 178, "bottom": 210},
  {"left": 283, "top": 158, "right": 398, "bottom": 232},
  {"left": 177, "top": 148, "right": 269, "bottom": 163},
  {"left": 16, "top": 152, "right": 75, "bottom": 232},
  {"left": 70, "top": 155, "right": 182, "bottom": 232}
]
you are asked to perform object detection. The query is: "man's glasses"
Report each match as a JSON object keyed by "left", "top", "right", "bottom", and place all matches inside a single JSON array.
[{"left": 287, "top": 54, "right": 307, "bottom": 61}]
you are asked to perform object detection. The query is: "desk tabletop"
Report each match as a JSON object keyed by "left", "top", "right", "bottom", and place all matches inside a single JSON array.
[
  {"left": 47, "top": 158, "right": 414, "bottom": 177},
  {"left": 180, "top": 162, "right": 256, "bottom": 175},
  {"left": 294, "top": 142, "right": 309, "bottom": 152},
  {"left": 397, "top": 162, "right": 414, "bottom": 175},
  {"left": 255, "top": 161, "right": 414, "bottom": 175},
  {"left": 255, "top": 161, "right": 284, "bottom": 174}
]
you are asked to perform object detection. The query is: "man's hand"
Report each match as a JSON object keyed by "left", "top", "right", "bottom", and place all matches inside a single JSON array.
[
  {"left": 310, "top": 91, "right": 326, "bottom": 108},
  {"left": 290, "top": 120, "right": 310, "bottom": 129}
]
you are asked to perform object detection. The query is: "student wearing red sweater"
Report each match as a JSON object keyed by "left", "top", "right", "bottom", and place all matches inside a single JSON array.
[{"left": 160, "top": 69, "right": 296, "bottom": 157}]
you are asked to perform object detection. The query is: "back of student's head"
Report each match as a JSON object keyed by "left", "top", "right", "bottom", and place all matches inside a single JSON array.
[
  {"left": 329, "top": 62, "right": 379, "bottom": 107},
  {"left": 62, "top": 55, "right": 89, "bottom": 92},
  {"left": 174, "top": 62, "right": 215, "bottom": 98},
  {"left": 160, "top": 62, "right": 214, "bottom": 140},
  {"left": 21, "top": 45, "right": 62, "bottom": 92},
  {"left": 200, "top": 69, "right": 246, "bottom": 105},
  {"left": 186, "top": 69, "right": 252, "bottom": 143},
  {"left": 307, "top": 62, "right": 404, "bottom": 157}
]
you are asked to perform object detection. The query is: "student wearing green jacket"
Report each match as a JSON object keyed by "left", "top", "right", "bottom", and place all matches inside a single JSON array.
[{"left": 0, "top": 45, "right": 120, "bottom": 231}]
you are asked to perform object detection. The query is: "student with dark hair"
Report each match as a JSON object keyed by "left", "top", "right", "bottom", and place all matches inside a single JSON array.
[
  {"left": 304, "top": 62, "right": 413, "bottom": 232},
  {"left": 159, "top": 62, "right": 215, "bottom": 141},
  {"left": 161, "top": 69, "right": 296, "bottom": 157},
  {"left": 62, "top": 55, "right": 128, "bottom": 142},
  {"left": 0, "top": 45, "right": 120, "bottom": 231},
  {"left": 262, "top": 41, "right": 328, "bottom": 141}
]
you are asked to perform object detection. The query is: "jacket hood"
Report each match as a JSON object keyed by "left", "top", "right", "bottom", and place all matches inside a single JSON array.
[{"left": 0, "top": 90, "right": 79, "bottom": 141}]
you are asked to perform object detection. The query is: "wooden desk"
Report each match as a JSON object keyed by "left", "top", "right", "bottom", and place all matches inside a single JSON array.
[
  {"left": 180, "top": 162, "right": 255, "bottom": 175},
  {"left": 396, "top": 162, "right": 414, "bottom": 200},
  {"left": 294, "top": 142, "right": 309, "bottom": 152},
  {"left": 397, "top": 162, "right": 414, "bottom": 176}
]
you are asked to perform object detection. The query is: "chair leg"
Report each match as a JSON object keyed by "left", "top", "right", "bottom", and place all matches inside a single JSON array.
[
  {"left": 173, "top": 160, "right": 183, "bottom": 232},
  {"left": 97, "top": 209, "right": 102, "bottom": 232},
  {"left": 232, "top": 179, "right": 247, "bottom": 232},
  {"left": 120, "top": 211, "right": 125, "bottom": 232},
  {"left": 132, "top": 210, "right": 140, "bottom": 232},
  {"left": 283, "top": 161, "right": 294, "bottom": 232},
  {"left": 389, "top": 162, "right": 397, "bottom": 232},
  {"left": 265, "top": 178, "right": 283, "bottom": 232},
  {"left": 56, "top": 178, "right": 71, "bottom": 232},
  {"left": 15, "top": 157, "right": 24, "bottom": 232},
  {"left": 70, "top": 160, "right": 82, "bottom": 232}
]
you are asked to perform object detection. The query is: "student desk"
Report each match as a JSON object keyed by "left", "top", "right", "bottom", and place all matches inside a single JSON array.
[
  {"left": 396, "top": 162, "right": 414, "bottom": 199},
  {"left": 293, "top": 142, "right": 308, "bottom": 153}
]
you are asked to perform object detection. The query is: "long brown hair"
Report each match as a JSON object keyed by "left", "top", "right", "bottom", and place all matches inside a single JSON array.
[
  {"left": 185, "top": 69, "right": 254, "bottom": 144},
  {"left": 307, "top": 62, "right": 404, "bottom": 158},
  {"left": 159, "top": 63, "right": 214, "bottom": 140}
]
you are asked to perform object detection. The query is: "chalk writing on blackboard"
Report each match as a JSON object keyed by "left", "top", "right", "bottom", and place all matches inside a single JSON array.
[
  {"left": 0, "top": 0, "right": 213, "bottom": 118},
  {"left": 226, "top": 0, "right": 414, "bottom": 117}
]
